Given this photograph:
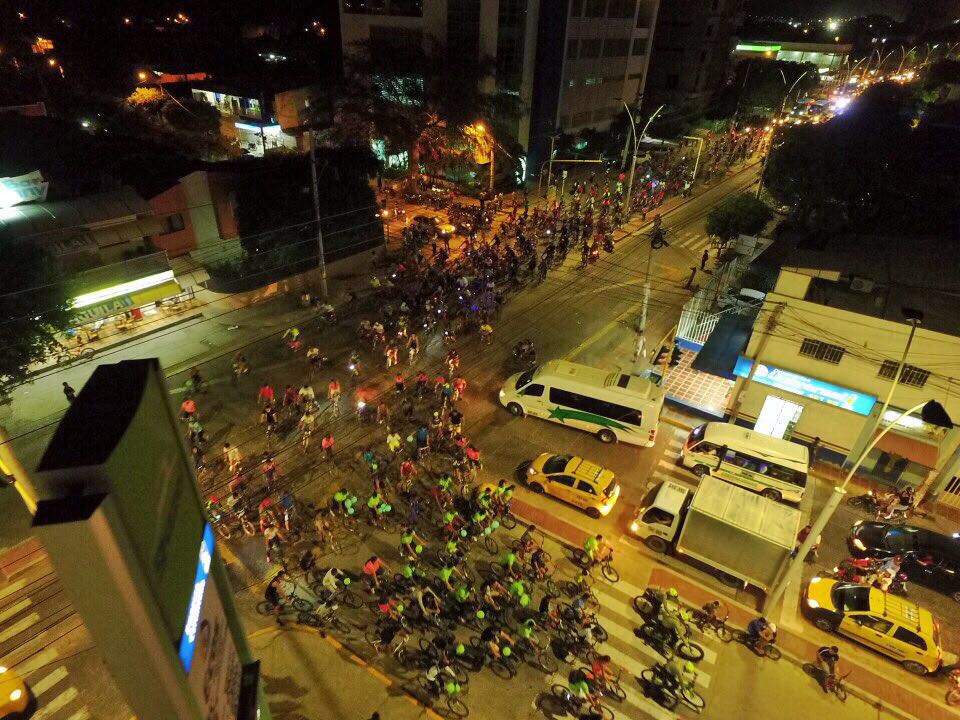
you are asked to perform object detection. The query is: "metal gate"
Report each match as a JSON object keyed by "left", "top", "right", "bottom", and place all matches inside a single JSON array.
[{"left": 939, "top": 475, "right": 960, "bottom": 508}]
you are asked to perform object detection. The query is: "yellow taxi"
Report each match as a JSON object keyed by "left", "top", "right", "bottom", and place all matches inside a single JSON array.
[
  {"left": 804, "top": 576, "right": 945, "bottom": 675},
  {"left": 0, "top": 665, "right": 29, "bottom": 717},
  {"left": 521, "top": 453, "right": 619, "bottom": 519}
]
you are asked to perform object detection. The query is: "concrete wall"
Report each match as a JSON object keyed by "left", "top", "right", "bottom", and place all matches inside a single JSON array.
[{"left": 149, "top": 184, "right": 195, "bottom": 258}]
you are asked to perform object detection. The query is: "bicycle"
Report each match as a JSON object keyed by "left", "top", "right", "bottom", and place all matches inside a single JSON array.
[
  {"left": 297, "top": 603, "right": 353, "bottom": 635},
  {"left": 803, "top": 663, "right": 849, "bottom": 702},
  {"left": 691, "top": 606, "right": 734, "bottom": 643},
  {"left": 547, "top": 684, "right": 614, "bottom": 720},
  {"left": 640, "top": 664, "right": 705, "bottom": 714},
  {"left": 365, "top": 625, "right": 413, "bottom": 665},
  {"left": 732, "top": 629, "right": 782, "bottom": 660},
  {"left": 417, "top": 672, "right": 469, "bottom": 718},
  {"left": 256, "top": 587, "right": 312, "bottom": 616},
  {"left": 571, "top": 548, "right": 620, "bottom": 583},
  {"left": 581, "top": 662, "right": 627, "bottom": 703}
]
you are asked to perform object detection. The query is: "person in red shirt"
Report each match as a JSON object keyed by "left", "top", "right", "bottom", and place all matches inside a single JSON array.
[
  {"left": 180, "top": 397, "right": 197, "bottom": 420},
  {"left": 399, "top": 459, "right": 416, "bottom": 488},
  {"left": 321, "top": 433, "right": 335, "bottom": 461},
  {"left": 282, "top": 385, "right": 298, "bottom": 409},
  {"left": 451, "top": 376, "right": 467, "bottom": 401},
  {"left": 258, "top": 384, "right": 275, "bottom": 406}
]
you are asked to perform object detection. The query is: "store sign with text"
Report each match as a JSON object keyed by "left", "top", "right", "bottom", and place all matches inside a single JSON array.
[{"left": 734, "top": 358, "right": 877, "bottom": 416}]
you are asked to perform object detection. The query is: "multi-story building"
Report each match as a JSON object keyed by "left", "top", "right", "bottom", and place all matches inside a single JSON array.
[
  {"left": 728, "top": 241, "right": 960, "bottom": 517},
  {"left": 339, "top": 0, "right": 659, "bottom": 179},
  {"left": 644, "top": 0, "right": 745, "bottom": 113}
]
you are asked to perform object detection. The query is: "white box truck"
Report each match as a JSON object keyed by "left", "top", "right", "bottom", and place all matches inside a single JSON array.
[{"left": 628, "top": 475, "right": 801, "bottom": 591}]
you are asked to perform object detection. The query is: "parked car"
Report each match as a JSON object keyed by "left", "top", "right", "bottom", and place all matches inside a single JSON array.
[
  {"left": 410, "top": 215, "right": 438, "bottom": 236},
  {"left": 848, "top": 521, "right": 960, "bottom": 603},
  {"left": 804, "top": 577, "right": 945, "bottom": 675}
]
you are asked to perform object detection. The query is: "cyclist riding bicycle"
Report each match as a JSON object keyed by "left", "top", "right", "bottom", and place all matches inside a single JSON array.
[
  {"left": 399, "top": 527, "right": 427, "bottom": 560},
  {"left": 480, "top": 625, "right": 513, "bottom": 660},
  {"left": 817, "top": 645, "right": 840, "bottom": 689},
  {"left": 518, "top": 524, "right": 539, "bottom": 557},
  {"left": 530, "top": 547, "right": 549, "bottom": 579},
  {"left": 747, "top": 616, "right": 777, "bottom": 653}
]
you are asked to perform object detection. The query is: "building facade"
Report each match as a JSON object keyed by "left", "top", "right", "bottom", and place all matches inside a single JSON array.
[
  {"left": 644, "top": 0, "right": 745, "bottom": 113},
  {"left": 731, "top": 40, "right": 852, "bottom": 80},
  {"left": 339, "top": 0, "right": 659, "bottom": 179},
  {"left": 730, "top": 264, "right": 960, "bottom": 515}
]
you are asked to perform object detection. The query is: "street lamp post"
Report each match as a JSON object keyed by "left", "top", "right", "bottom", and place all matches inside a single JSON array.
[
  {"left": 622, "top": 101, "right": 664, "bottom": 215},
  {"left": 682, "top": 136, "right": 705, "bottom": 183},
  {"left": 765, "top": 400, "right": 951, "bottom": 611}
]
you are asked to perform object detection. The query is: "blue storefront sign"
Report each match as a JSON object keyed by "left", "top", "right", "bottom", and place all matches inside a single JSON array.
[
  {"left": 733, "top": 358, "right": 877, "bottom": 416},
  {"left": 178, "top": 523, "right": 215, "bottom": 672}
]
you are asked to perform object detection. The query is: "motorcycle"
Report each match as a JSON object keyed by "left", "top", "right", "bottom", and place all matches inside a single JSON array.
[{"left": 846, "top": 490, "right": 891, "bottom": 515}]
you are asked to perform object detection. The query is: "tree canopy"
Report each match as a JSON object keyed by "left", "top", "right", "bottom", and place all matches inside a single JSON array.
[
  {"left": 713, "top": 59, "right": 820, "bottom": 121},
  {"left": 0, "top": 241, "right": 73, "bottom": 398},
  {"left": 764, "top": 82, "right": 960, "bottom": 237},
  {"left": 332, "top": 36, "right": 523, "bottom": 179},
  {"left": 706, "top": 193, "right": 774, "bottom": 242}
]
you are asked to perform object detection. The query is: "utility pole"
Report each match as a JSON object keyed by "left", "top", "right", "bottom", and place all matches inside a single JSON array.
[
  {"left": 0, "top": 426, "right": 38, "bottom": 514},
  {"left": 623, "top": 102, "right": 664, "bottom": 215},
  {"left": 546, "top": 133, "right": 557, "bottom": 197},
  {"left": 309, "top": 130, "right": 328, "bottom": 299},
  {"left": 728, "top": 302, "right": 784, "bottom": 422}
]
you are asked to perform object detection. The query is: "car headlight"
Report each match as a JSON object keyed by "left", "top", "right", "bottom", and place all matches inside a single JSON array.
[
  {"left": 0, "top": 666, "right": 6, "bottom": 674},
  {"left": 852, "top": 538, "right": 866, "bottom": 551},
  {"left": 806, "top": 598, "right": 820, "bottom": 609},
  {"left": 499, "top": 389, "right": 505, "bottom": 398},
  {"left": 811, "top": 576, "right": 821, "bottom": 583},
  {"left": 630, "top": 521, "right": 639, "bottom": 533},
  {"left": 527, "top": 467, "right": 536, "bottom": 475}
]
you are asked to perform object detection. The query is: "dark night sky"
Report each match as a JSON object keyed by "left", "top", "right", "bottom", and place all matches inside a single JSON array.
[{"left": 748, "top": 0, "right": 909, "bottom": 19}]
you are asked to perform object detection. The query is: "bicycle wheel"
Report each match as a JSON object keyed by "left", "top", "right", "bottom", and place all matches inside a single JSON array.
[
  {"left": 591, "top": 623, "right": 608, "bottom": 644},
  {"left": 446, "top": 695, "right": 469, "bottom": 719},
  {"left": 677, "top": 639, "right": 705, "bottom": 662},
  {"left": 571, "top": 548, "right": 588, "bottom": 567},
  {"left": 596, "top": 704, "right": 615, "bottom": 720},
  {"left": 500, "top": 513, "right": 517, "bottom": 530},
  {"left": 945, "top": 688, "right": 960, "bottom": 706},
  {"left": 256, "top": 600, "right": 276, "bottom": 616},
  {"left": 490, "top": 657, "right": 515, "bottom": 679},
  {"left": 680, "top": 686, "right": 705, "bottom": 712},
  {"left": 292, "top": 596, "right": 313, "bottom": 612},
  {"left": 531, "top": 646, "right": 559, "bottom": 674},
  {"left": 215, "top": 523, "right": 232, "bottom": 540},
  {"left": 285, "top": 529, "right": 303, "bottom": 545},
  {"left": 330, "top": 616, "right": 353, "bottom": 635},
  {"left": 834, "top": 682, "right": 848, "bottom": 703},
  {"left": 544, "top": 577, "right": 560, "bottom": 598},
  {"left": 607, "top": 678, "right": 627, "bottom": 702},
  {"left": 714, "top": 623, "right": 734, "bottom": 643},
  {"left": 601, "top": 563, "right": 620, "bottom": 583},
  {"left": 763, "top": 644, "right": 782, "bottom": 661},
  {"left": 240, "top": 516, "right": 256, "bottom": 536},
  {"left": 340, "top": 588, "right": 364, "bottom": 610},
  {"left": 483, "top": 536, "right": 499, "bottom": 555}
]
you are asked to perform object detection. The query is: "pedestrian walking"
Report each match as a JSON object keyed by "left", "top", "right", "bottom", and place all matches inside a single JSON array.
[
  {"left": 62, "top": 382, "right": 76, "bottom": 403},
  {"left": 327, "top": 378, "right": 341, "bottom": 417},
  {"left": 451, "top": 376, "right": 467, "bottom": 402}
]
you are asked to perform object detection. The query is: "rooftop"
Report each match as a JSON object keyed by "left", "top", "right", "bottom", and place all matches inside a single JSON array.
[{"left": 781, "top": 236, "right": 960, "bottom": 338}]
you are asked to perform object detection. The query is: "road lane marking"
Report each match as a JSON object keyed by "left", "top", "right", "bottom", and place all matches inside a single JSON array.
[
  {"left": 0, "top": 612, "right": 40, "bottom": 643},
  {"left": 0, "top": 579, "right": 27, "bottom": 601},
  {"left": 65, "top": 708, "right": 90, "bottom": 720},
  {"left": 17, "top": 647, "right": 58, "bottom": 677},
  {"left": 31, "top": 666, "right": 69, "bottom": 696},
  {"left": 0, "top": 598, "right": 31, "bottom": 624},
  {"left": 32, "top": 686, "right": 79, "bottom": 719}
]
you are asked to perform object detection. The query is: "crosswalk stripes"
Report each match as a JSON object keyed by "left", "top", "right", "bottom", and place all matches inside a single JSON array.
[
  {"left": 647, "top": 429, "right": 700, "bottom": 492},
  {"left": 570, "top": 576, "right": 720, "bottom": 720}
]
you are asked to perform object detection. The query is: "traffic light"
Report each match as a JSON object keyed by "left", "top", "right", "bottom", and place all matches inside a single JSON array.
[
  {"left": 669, "top": 344, "right": 683, "bottom": 367},
  {"left": 654, "top": 345, "right": 669, "bottom": 365}
]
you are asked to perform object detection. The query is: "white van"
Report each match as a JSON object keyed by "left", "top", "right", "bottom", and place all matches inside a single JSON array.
[
  {"left": 680, "top": 422, "right": 809, "bottom": 504},
  {"left": 499, "top": 360, "right": 664, "bottom": 447}
]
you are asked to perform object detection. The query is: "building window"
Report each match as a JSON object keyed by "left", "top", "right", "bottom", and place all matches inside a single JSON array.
[
  {"left": 566, "top": 38, "right": 579, "bottom": 59},
  {"left": 607, "top": 0, "right": 636, "bottom": 18},
  {"left": 602, "top": 37, "right": 630, "bottom": 57},
  {"left": 799, "top": 338, "right": 845, "bottom": 364},
  {"left": 631, "top": 38, "right": 646, "bottom": 56},
  {"left": 584, "top": 0, "right": 606, "bottom": 17},
  {"left": 161, "top": 213, "right": 185, "bottom": 235},
  {"left": 628, "top": 72, "right": 643, "bottom": 80},
  {"left": 572, "top": 110, "right": 593, "bottom": 126},
  {"left": 583, "top": 77, "right": 601, "bottom": 85},
  {"left": 580, "top": 38, "right": 602, "bottom": 58},
  {"left": 878, "top": 361, "right": 931, "bottom": 388}
]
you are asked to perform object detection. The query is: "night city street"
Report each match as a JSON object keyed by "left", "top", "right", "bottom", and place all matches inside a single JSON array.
[{"left": 2, "top": 2, "right": 960, "bottom": 720}]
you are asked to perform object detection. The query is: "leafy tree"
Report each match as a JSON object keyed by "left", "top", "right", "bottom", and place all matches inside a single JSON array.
[
  {"left": 764, "top": 82, "right": 960, "bottom": 237},
  {"left": 0, "top": 241, "right": 73, "bottom": 398},
  {"left": 713, "top": 60, "right": 820, "bottom": 120},
  {"left": 126, "top": 87, "right": 165, "bottom": 107},
  {"left": 333, "top": 36, "right": 522, "bottom": 179},
  {"left": 706, "top": 193, "right": 774, "bottom": 244}
]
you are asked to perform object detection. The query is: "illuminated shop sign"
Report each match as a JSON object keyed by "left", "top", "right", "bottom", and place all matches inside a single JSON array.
[
  {"left": 734, "top": 358, "right": 877, "bottom": 415},
  {"left": 178, "top": 523, "right": 214, "bottom": 673}
]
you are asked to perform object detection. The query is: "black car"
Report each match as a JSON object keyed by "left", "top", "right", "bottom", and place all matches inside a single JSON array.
[{"left": 848, "top": 521, "right": 960, "bottom": 603}]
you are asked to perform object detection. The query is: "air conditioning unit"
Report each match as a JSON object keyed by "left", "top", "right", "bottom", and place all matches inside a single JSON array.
[{"left": 850, "top": 276, "right": 875, "bottom": 293}]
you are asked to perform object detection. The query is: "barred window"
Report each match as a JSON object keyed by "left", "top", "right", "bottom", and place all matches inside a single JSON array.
[
  {"left": 799, "top": 338, "right": 845, "bottom": 364},
  {"left": 878, "top": 360, "right": 931, "bottom": 388}
]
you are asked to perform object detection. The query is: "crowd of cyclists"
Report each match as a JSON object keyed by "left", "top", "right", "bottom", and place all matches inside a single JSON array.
[{"left": 180, "top": 132, "right": 773, "bottom": 718}]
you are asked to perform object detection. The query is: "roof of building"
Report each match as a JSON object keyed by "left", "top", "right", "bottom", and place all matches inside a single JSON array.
[
  {"left": 781, "top": 236, "right": 960, "bottom": 338},
  {"left": 0, "top": 187, "right": 154, "bottom": 244}
]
